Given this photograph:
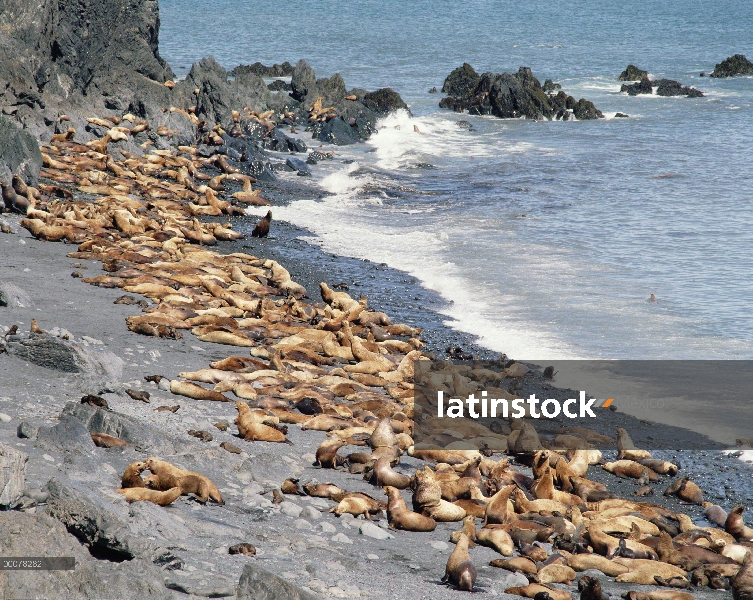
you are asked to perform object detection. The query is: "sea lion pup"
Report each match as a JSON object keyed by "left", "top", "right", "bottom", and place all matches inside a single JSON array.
[
  {"left": 616, "top": 427, "right": 652, "bottom": 460},
  {"left": 578, "top": 575, "right": 608, "bottom": 600},
  {"left": 91, "top": 432, "right": 129, "bottom": 448},
  {"left": 451, "top": 516, "right": 478, "bottom": 546},
  {"left": 144, "top": 457, "right": 223, "bottom": 504},
  {"left": 726, "top": 506, "right": 753, "bottom": 541},
  {"left": 117, "top": 487, "right": 182, "bottom": 506},
  {"left": 121, "top": 461, "right": 147, "bottom": 488},
  {"left": 664, "top": 476, "right": 703, "bottom": 504},
  {"left": 442, "top": 532, "right": 477, "bottom": 592},
  {"left": 281, "top": 478, "right": 305, "bottom": 495},
  {"left": 252, "top": 210, "right": 272, "bottom": 237},
  {"left": 383, "top": 486, "right": 436, "bottom": 531},
  {"left": 703, "top": 502, "right": 728, "bottom": 527},
  {"left": 303, "top": 482, "right": 346, "bottom": 498},
  {"left": 235, "top": 401, "right": 291, "bottom": 443},
  {"left": 368, "top": 457, "right": 411, "bottom": 488}
]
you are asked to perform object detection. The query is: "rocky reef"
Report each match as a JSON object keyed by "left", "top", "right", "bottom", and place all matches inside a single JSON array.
[
  {"left": 711, "top": 54, "right": 753, "bottom": 78},
  {"left": 438, "top": 63, "right": 603, "bottom": 121}
]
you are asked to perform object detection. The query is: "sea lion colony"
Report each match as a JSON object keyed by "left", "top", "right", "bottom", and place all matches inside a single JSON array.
[{"left": 4, "top": 108, "right": 753, "bottom": 600}]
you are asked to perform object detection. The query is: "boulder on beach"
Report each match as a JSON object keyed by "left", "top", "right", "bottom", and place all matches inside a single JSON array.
[
  {"left": 0, "top": 116, "right": 43, "bottom": 184},
  {"left": 439, "top": 64, "right": 603, "bottom": 120},
  {"left": 711, "top": 54, "right": 753, "bottom": 78},
  {"left": 619, "top": 64, "right": 648, "bottom": 81}
]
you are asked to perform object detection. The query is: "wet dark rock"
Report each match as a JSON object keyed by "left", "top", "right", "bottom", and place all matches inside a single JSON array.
[
  {"left": 620, "top": 76, "right": 654, "bottom": 95},
  {"left": 440, "top": 65, "right": 603, "bottom": 120},
  {"left": 614, "top": 112, "right": 630, "bottom": 118},
  {"left": 291, "top": 59, "right": 317, "bottom": 102},
  {"left": 442, "top": 63, "right": 481, "bottom": 97},
  {"left": 268, "top": 79, "right": 292, "bottom": 92},
  {"left": 236, "top": 563, "right": 318, "bottom": 600},
  {"left": 263, "top": 128, "right": 307, "bottom": 153},
  {"left": 231, "top": 61, "right": 294, "bottom": 78},
  {"left": 316, "top": 116, "right": 361, "bottom": 145},
  {"left": 428, "top": 87, "right": 438, "bottom": 93},
  {"left": 542, "top": 78, "right": 562, "bottom": 92},
  {"left": 286, "top": 157, "right": 312, "bottom": 176},
  {"left": 455, "top": 120, "right": 473, "bottom": 130},
  {"left": 362, "top": 88, "right": 409, "bottom": 116},
  {"left": 619, "top": 64, "right": 648, "bottom": 81},
  {"left": 711, "top": 54, "right": 753, "bottom": 78},
  {"left": 655, "top": 79, "right": 704, "bottom": 97}
]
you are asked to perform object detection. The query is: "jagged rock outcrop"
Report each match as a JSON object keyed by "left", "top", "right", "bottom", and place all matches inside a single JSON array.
[
  {"left": 711, "top": 54, "right": 753, "bottom": 78},
  {"left": 439, "top": 65, "right": 603, "bottom": 121},
  {"left": 620, "top": 76, "right": 703, "bottom": 97},
  {"left": 619, "top": 64, "right": 648, "bottom": 81},
  {"left": 231, "top": 61, "right": 295, "bottom": 78}
]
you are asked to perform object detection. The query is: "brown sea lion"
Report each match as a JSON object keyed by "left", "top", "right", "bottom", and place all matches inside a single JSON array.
[
  {"left": 121, "top": 461, "right": 147, "bottom": 488},
  {"left": 578, "top": 575, "right": 609, "bottom": 600},
  {"left": 442, "top": 532, "right": 477, "bottom": 591},
  {"left": 144, "top": 457, "right": 223, "bottom": 504},
  {"left": 664, "top": 476, "right": 703, "bottom": 504},
  {"left": 252, "top": 210, "right": 271, "bottom": 237},
  {"left": 91, "top": 433, "right": 129, "bottom": 448},
  {"left": 117, "top": 487, "right": 181, "bottom": 506},
  {"left": 727, "top": 506, "right": 753, "bottom": 541},
  {"left": 368, "top": 457, "right": 411, "bottom": 488},
  {"left": 384, "top": 485, "right": 436, "bottom": 531}
]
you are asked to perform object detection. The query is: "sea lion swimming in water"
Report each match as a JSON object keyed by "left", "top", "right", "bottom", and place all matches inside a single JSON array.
[{"left": 252, "top": 210, "right": 271, "bottom": 237}]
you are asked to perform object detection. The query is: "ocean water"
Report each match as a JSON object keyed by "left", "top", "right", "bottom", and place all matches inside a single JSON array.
[{"left": 159, "top": 0, "right": 753, "bottom": 360}]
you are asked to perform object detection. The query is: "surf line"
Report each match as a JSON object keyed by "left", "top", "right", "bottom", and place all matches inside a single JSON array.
[{"left": 435, "top": 391, "right": 611, "bottom": 419}]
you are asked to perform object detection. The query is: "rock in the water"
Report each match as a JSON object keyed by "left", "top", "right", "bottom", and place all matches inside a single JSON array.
[
  {"left": 439, "top": 65, "right": 603, "bottom": 121},
  {"left": 0, "top": 512, "right": 171, "bottom": 600},
  {"left": 711, "top": 54, "right": 753, "bottom": 78},
  {"left": 442, "top": 63, "right": 481, "bottom": 97},
  {"left": 655, "top": 79, "right": 704, "bottom": 98},
  {"left": 615, "top": 112, "right": 630, "bottom": 118},
  {"left": 0, "top": 117, "right": 42, "bottom": 184},
  {"left": 231, "top": 61, "right": 294, "bottom": 78},
  {"left": 0, "top": 282, "right": 33, "bottom": 308},
  {"left": 619, "top": 64, "right": 649, "bottom": 81},
  {"left": 236, "top": 563, "right": 319, "bottom": 600},
  {"left": 0, "top": 442, "right": 27, "bottom": 507},
  {"left": 621, "top": 76, "right": 703, "bottom": 97},
  {"left": 286, "top": 157, "right": 312, "bottom": 176},
  {"left": 362, "top": 88, "right": 409, "bottom": 116},
  {"left": 5, "top": 334, "right": 123, "bottom": 393}
]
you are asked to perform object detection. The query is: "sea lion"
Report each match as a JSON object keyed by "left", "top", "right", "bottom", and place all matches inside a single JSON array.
[
  {"left": 144, "top": 457, "right": 223, "bottom": 504},
  {"left": 117, "top": 487, "right": 182, "bottom": 506},
  {"left": 235, "top": 401, "right": 291, "bottom": 443},
  {"left": 170, "top": 379, "right": 230, "bottom": 402},
  {"left": 703, "top": 502, "right": 728, "bottom": 527},
  {"left": 81, "top": 394, "right": 109, "bottom": 409},
  {"left": 450, "top": 516, "right": 477, "bottom": 546},
  {"left": 476, "top": 526, "right": 514, "bottom": 556},
  {"left": 568, "top": 553, "right": 629, "bottom": 576},
  {"left": 505, "top": 583, "right": 571, "bottom": 600},
  {"left": 664, "top": 476, "right": 703, "bottom": 504},
  {"left": 252, "top": 210, "right": 271, "bottom": 237},
  {"left": 728, "top": 553, "right": 753, "bottom": 599},
  {"left": 281, "top": 478, "right": 305, "bottom": 495},
  {"left": 616, "top": 427, "right": 652, "bottom": 460},
  {"left": 534, "top": 563, "right": 576, "bottom": 585},
  {"left": 727, "top": 506, "right": 753, "bottom": 541},
  {"left": 578, "top": 575, "right": 608, "bottom": 600},
  {"left": 121, "top": 461, "right": 147, "bottom": 488},
  {"left": 384, "top": 485, "right": 436, "bottom": 531},
  {"left": 442, "top": 532, "right": 477, "bottom": 591},
  {"left": 314, "top": 437, "right": 350, "bottom": 468},
  {"left": 484, "top": 484, "right": 515, "bottom": 525},
  {"left": 330, "top": 496, "right": 382, "bottom": 519},
  {"left": 91, "top": 432, "right": 129, "bottom": 448},
  {"left": 490, "top": 556, "right": 538, "bottom": 574},
  {"left": 228, "top": 543, "right": 256, "bottom": 556},
  {"left": 368, "top": 457, "right": 411, "bottom": 488}
]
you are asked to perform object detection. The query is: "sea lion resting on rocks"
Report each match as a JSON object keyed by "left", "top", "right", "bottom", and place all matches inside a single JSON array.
[
  {"left": 117, "top": 487, "right": 182, "bottom": 506},
  {"left": 384, "top": 485, "right": 436, "bottom": 531},
  {"left": 143, "top": 457, "right": 223, "bottom": 504}
]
